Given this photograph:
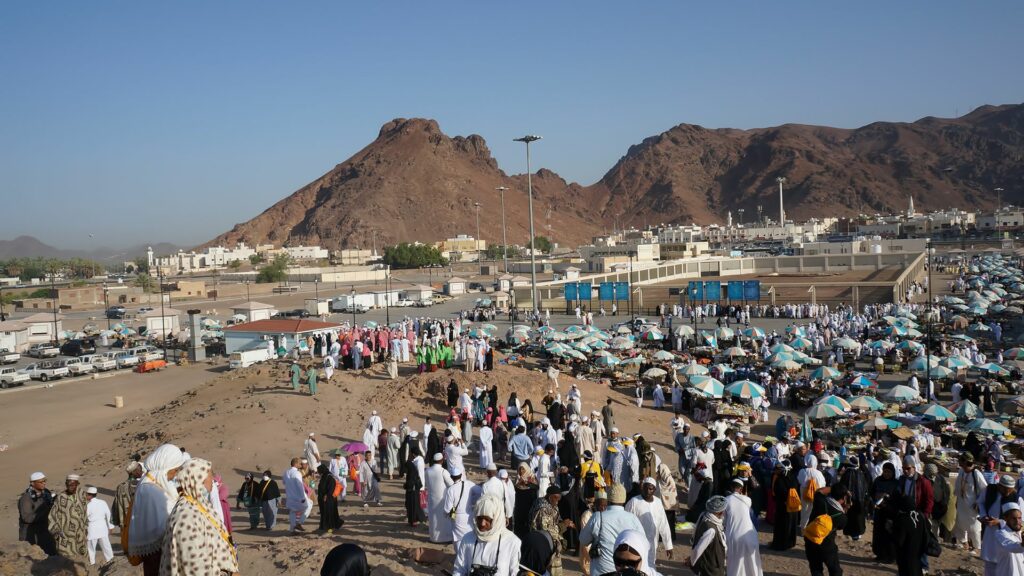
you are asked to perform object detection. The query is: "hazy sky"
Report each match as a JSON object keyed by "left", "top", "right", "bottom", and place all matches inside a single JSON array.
[{"left": 2, "top": 1, "right": 1022, "bottom": 249}]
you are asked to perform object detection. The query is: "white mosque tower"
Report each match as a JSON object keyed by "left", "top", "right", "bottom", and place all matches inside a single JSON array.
[{"left": 907, "top": 195, "right": 916, "bottom": 218}]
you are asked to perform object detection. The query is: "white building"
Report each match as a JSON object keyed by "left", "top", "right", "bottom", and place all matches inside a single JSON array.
[
  {"left": 0, "top": 321, "right": 31, "bottom": 353},
  {"left": 149, "top": 243, "right": 257, "bottom": 275},
  {"left": 445, "top": 277, "right": 468, "bottom": 296},
  {"left": 20, "top": 313, "right": 63, "bottom": 344},
  {"left": 283, "top": 245, "right": 330, "bottom": 260},
  {"left": 702, "top": 219, "right": 837, "bottom": 244},
  {"left": 231, "top": 301, "right": 276, "bottom": 322},
  {"left": 140, "top": 309, "right": 182, "bottom": 339}
]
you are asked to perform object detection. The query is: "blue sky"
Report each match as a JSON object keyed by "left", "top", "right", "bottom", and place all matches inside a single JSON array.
[{"left": 1, "top": 1, "right": 1021, "bottom": 248}]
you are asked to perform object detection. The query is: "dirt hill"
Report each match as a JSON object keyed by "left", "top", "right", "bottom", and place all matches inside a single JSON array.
[{"left": 207, "top": 104, "right": 1024, "bottom": 249}]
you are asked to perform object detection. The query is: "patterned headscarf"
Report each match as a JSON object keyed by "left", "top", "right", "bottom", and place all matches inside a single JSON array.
[{"left": 177, "top": 458, "right": 212, "bottom": 501}]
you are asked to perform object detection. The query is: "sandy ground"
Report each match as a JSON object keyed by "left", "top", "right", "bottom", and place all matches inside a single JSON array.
[{"left": 0, "top": 343, "right": 987, "bottom": 575}]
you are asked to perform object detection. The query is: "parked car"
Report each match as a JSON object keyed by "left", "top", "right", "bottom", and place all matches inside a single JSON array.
[
  {"left": 139, "top": 306, "right": 154, "bottom": 313},
  {"left": 229, "top": 347, "right": 274, "bottom": 369},
  {"left": 27, "top": 343, "right": 59, "bottom": 358},
  {"left": 113, "top": 351, "right": 141, "bottom": 368},
  {"left": 105, "top": 306, "right": 127, "bottom": 319},
  {"left": 60, "top": 339, "right": 96, "bottom": 357},
  {"left": 0, "top": 366, "right": 30, "bottom": 388},
  {"left": 395, "top": 299, "right": 415, "bottom": 307},
  {"left": 80, "top": 354, "right": 117, "bottom": 372},
  {"left": 274, "top": 309, "right": 311, "bottom": 318},
  {"left": 130, "top": 346, "right": 164, "bottom": 362},
  {"left": 340, "top": 304, "right": 369, "bottom": 314},
  {"left": 413, "top": 299, "right": 434, "bottom": 308},
  {"left": 22, "top": 361, "right": 69, "bottom": 381},
  {"left": 0, "top": 348, "right": 20, "bottom": 364},
  {"left": 55, "top": 357, "right": 94, "bottom": 376}
]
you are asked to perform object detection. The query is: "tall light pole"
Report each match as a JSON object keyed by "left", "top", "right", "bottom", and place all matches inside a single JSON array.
[
  {"left": 514, "top": 135, "right": 542, "bottom": 314},
  {"left": 737, "top": 208, "right": 745, "bottom": 227},
  {"left": 103, "top": 283, "right": 110, "bottom": 329},
  {"left": 496, "top": 187, "right": 509, "bottom": 273},
  {"left": 776, "top": 176, "right": 787, "bottom": 225},
  {"left": 926, "top": 240, "right": 934, "bottom": 394},
  {"left": 49, "top": 270, "right": 59, "bottom": 344},
  {"left": 474, "top": 202, "right": 482, "bottom": 262},
  {"left": 995, "top": 187, "right": 1004, "bottom": 212}
]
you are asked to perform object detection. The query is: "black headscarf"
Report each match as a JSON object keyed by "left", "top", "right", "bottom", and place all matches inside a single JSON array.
[
  {"left": 520, "top": 530, "right": 553, "bottom": 575},
  {"left": 321, "top": 543, "right": 369, "bottom": 576}
]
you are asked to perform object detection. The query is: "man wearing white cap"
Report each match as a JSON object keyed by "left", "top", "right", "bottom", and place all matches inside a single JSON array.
[
  {"left": 18, "top": 471, "right": 55, "bottom": 555},
  {"left": 624, "top": 477, "right": 673, "bottom": 569},
  {"left": 498, "top": 469, "right": 515, "bottom": 521},
  {"left": 112, "top": 461, "right": 144, "bottom": 528},
  {"left": 443, "top": 467, "right": 476, "bottom": 546},
  {"left": 367, "top": 410, "right": 383, "bottom": 439},
  {"left": 48, "top": 474, "right": 87, "bottom": 559},
  {"left": 425, "top": 453, "right": 454, "bottom": 543},
  {"left": 993, "top": 501, "right": 1024, "bottom": 575},
  {"left": 724, "top": 478, "right": 762, "bottom": 576},
  {"left": 979, "top": 474, "right": 1024, "bottom": 575},
  {"left": 84, "top": 486, "right": 113, "bottom": 565},
  {"left": 445, "top": 434, "right": 469, "bottom": 474},
  {"left": 304, "top": 433, "right": 321, "bottom": 469},
  {"left": 479, "top": 422, "right": 494, "bottom": 469},
  {"left": 283, "top": 457, "right": 309, "bottom": 533}
]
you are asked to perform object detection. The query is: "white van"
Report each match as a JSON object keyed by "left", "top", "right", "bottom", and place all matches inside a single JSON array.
[{"left": 229, "top": 347, "right": 273, "bottom": 370}]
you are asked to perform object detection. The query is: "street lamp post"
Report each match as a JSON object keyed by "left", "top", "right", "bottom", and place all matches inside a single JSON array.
[
  {"left": 103, "top": 283, "right": 110, "bottom": 329},
  {"left": 996, "top": 187, "right": 1004, "bottom": 212},
  {"left": 157, "top": 267, "right": 167, "bottom": 361},
  {"left": 385, "top": 266, "right": 391, "bottom": 325},
  {"left": 776, "top": 176, "right": 787, "bottom": 225},
  {"left": 350, "top": 286, "right": 356, "bottom": 328},
  {"left": 245, "top": 280, "right": 251, "bottom": 303},
  {"left": 514, "top": 135, "right": 542, "bottom": 315},
  {"left": 496, "top": 187, "right": 509, "bottom": 274},
  {"left": 49, "top": 271, "right": 58, "bottom": 344},
  {"left": 474, "top": 202, "right": 482, "bottom": 263},
  {"left": 738, "top": 208, "right": 744, "bottom": 226}
]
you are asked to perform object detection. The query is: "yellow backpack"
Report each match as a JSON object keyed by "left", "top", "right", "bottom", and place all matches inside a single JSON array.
[
  {"left": 786, "top": 488, "right": 802, "bottom": 513},
  {"left": 802, "top": 477, "right": 819, "bottom": 503},
  {"left": 803, "top": 513, "right": 834, "bottom": 545}
]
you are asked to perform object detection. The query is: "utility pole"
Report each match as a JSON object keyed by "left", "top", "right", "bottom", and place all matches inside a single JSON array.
[
  {"left": 474, "top": 202, "right": 482, "bottom": 263},
  {"left": 514, "top": 135, "right": 542, "bottom": 313},
  {"left": 496, "top": 187, "right": 509, "bottom": 274},
  {"left": 776, "top": 176, "right": 787, "bottom": 225}
]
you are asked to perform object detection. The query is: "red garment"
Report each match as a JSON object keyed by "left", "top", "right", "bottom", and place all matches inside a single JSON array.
[{"left": 901, "top": 473, "right": 935, "bottom": 517}]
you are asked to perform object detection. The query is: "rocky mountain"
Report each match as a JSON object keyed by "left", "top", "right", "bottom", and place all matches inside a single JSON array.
[
  {"left": 207, "top": 119, "right": 605, "bottom": 251},
  {"left": 208, "top": 104, "right": 1024, "bottom": 249},
  {"left": 588, "top": 103, "right": 1024, "bottom": 227},
  {"left": 0, "top": 236, "right": 180, "bottom": 261}
]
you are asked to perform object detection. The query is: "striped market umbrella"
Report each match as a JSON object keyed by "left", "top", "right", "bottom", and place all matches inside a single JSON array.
[
  {"left": 854, "top": 417, "right": 902, "bottom": 431},
  {"left": 610, "top": 337, "right": 634, "bottom": 350},
  {"left": 884, "top": 385, "right": 920, "bottom": 402},
  {"left": 896, "top": 340, "right": 924, "bottom": 353},
  {"left": 723, "top": 346, "right": 747, "bottom": 358},
  {"left": 807, "top": 402, "right": 846, "bottom": 420},
  {"left": 1007, "top": 348, "right": 1024, "bottom": 360},
  {"left": 848, "top": 375, "right": 878, "bottom": 389},
  {"left": 976, "top": 362, "right": 1011, "bottom": 376},
  {"left": 786, "top": 325, "right": 806, "bottom": 336},
  {"left": 680, "top": 363, "right": 709, "bottom": 376},
  {"left": 810, "top": 366, "right": 842, "bottom": 380},
  {"left": 641, "top": 329, "right": 665, "bottom": 342},
  {"left": 643, "top": 367, "right": 668, "bottom": 379},
  {"left": 674, "top": 325, "right": 695, "bottom": 337},
  {"left": 940, "top": 356, "right": 972, "bottom": 369},
  {"left": 772, "top": 359, "right": 802, "bottom": 371},
  {"left": 715, "top": 327, "right": 736, "bottom": 341},
  {"left": 913, "top": 403, "right": 956, "bottom": 422},
  {"left": 849, "top": 395, "right": 885, "bottom": 412},
  {"left": 690, "top": 377, "right": 724, "bottom": 398},
  {"left": 927, "top": 365, "right": 955, "bottom": 380},
  {"left": 725, "top": 380, "right": 765, "bottom": 399},
  {"left": 741, "top": 327, "right": 766, "bottom": 339},
  {"left": 594, "top": 355, "right": 621, "bottom": 368},
  {"left": 790, "top": 337, "right": 814, "bottom": 350},
  {"left": 652, "top": 350, "right": 676, "bottom": 361},
  {"left": 908, "top": 356, "right": 940, "bottom": 372},
  {"left": 815, "top": 394, "right": 852, "bottom": 412},
  {"left": 833, "top": 337, "right": 861, "bottom": 351},
  {"left": 769, "top": 343, "right": 795, "bottom": 354},
  {"left": 964, "top": 418, "right": 1011, "bottom": 436}
]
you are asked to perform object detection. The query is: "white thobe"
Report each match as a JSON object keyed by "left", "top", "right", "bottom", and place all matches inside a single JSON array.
[
  {"left": 536, "top": 454, "right": 553, "bottom": 495},
  {"left": 283, "top": 467, "right": 306, "bottom": 512},
  {"left": 446, "top": 443, "right": 469, "bottom": 473},
  {"left": 453, "top": 531, "right": 522, "bottom": 576},
  {"left": 86, "top": 497, "right": 114, "bottom": 564},
  {"left": 425, "top": 464, "right": 454, "bottom": 543},
  {"left": 992, "top": 522, "right": 1024, "bottom": 576},
  {"left": 501, "top": 479, "right": 516, "bottom": 520},
  {"left": 624, "top": 495, "right": 672, "bottom": 568},
  {"left": 304, "top": 438, "right": 321, "bottom": 467},
  {"left": 954, "top": 468, "right": 987, "bottom": 548},
  {"left": 479, "top": 426, "right": 494, "bottom": 469},
  {"left": 979, "top": 493, "right": 1024, "bottom": 564},
  {"left": 724, "top": 493, "right": 763, "bottom": 576},
  {"left": 578, "top": 425, "right": 596, "bottom": 457},
  {"left": 443, "top": 479, "right": 477, "bottom": 543},
  {"left": 368, "top": 415, "right": 383, "bottom": 439},
  {"left": 362, "top": 428, "right": 377, "bottom": 462}
]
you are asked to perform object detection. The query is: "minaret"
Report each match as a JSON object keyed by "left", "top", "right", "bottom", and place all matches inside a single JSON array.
[
  {"left": 907, "top": 195, "right": 915, "bottom": 217},
  {"left": 147, "top": 246, "right": 154, "bottom": 268},
  {"left": 727, "top": 211, "right": 733, "bottom": 228}
]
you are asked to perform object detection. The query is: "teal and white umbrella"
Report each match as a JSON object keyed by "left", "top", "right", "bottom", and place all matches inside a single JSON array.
[
  {"left": 725, "top": 380, "right": 765, "bottom": 400},
  {"left": 940, "top": 357, "right": 971, "bottom": 369},
  {"left": 652, "top": 350, "right": 676, "bottom": 361},
  {"left": 848, "top": 375, "right": 878, "bottom": 389},
  {"left": 700, "top": 331, "right": 719, "bottom": 348},
  {"left": 833, "top": 337, "right": 861, "bottom": 351},
  {"left": 807, "top": 402, "right": 846, "bottom": 420},
  {"left": 1005, "top": 348, "right": 1024, "bottom": 360},
  {"left": 620, "top": 357, "right": 643, "bottom": 366},
  {"left": 610, "top": 337, "right": 634, "bottom": 350},
  {"left": 545, "top": 342, "right": 569, "bottom": 355},
  {"left": 884, "top": 385, "right": 920, "bottom": 402},
  {"left": 769, "top": 343, "right": 794, "bottom": 354},
  {"left": 772, "top": 359, "right": 802, "bottom": 371},
  {"left": 723, "top": 346, "right": 747, "bottom": 358},
  {"left": 790, "top": 337, "right": 814, "bottom": 350},
  {"left": 680, "top": 363, "right": 709, "bottom": 376},
  {"left": 927, "top": 365, "right": 955, "bottom": 379},
  {"left": 908, "top": 356, "right": 939, "bottom": 372},
  {"left": 741, "top": 327, "right": 766, "bottom": 339},
  {"left": 815, "top": 394, "right": 852, "bottom": 412},
  {"left": 786, "top": 325, "right": 806, "bottom": 336},
  {"left": 866, "top": 340, "right": 894, "bottom": 351},
  {"left": 914, "top": 402, "right": 956, "bottom": 422},
  {"left": 690, "top": 377, "right": 724, "bottom": 398},
  {"left": 975, "top": 362, "right": 1010, "bottom": 376},
  {"left": 715, "top": 327, "right": 735, "bottom": 340},
  {"left": 594, "top": 355, "right": 621, "bottom": 368},
  {"left": 643, "top": 367, "right": 668, "bottom": 379},
  {"left": 854, "top": 417, "right": 902, "bottom": 431},
  {"left": 713, "top": 363, "right": 735, "bottom": 374},
  {"left": 849, "top": 395, "right": 885, "bottom": 411},
  {"left": 896, "top": 340, "right": 924, "bottom": 353},
  {"left": 964, "top": 418, "right": 1011, "bottom": 436},
  {"left": 674, "top": 325, "right": 695, "bottom": 337},
  {"left": 810, "top": 366, "right": 841, "bottom": 380}
]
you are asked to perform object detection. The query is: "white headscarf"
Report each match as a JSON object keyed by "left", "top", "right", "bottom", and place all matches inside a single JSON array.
[
  {"left": 473, "top": 494, "right": 507, "bottom": 542},
  {"left": 804, "top": 453, "right": 818, "bottom": 469},
  {"left": 129, "top": 443, "right": 187, "bottom": 556},
  {"left": 613, "top": 529, "right": 654, "bottom": 576}
]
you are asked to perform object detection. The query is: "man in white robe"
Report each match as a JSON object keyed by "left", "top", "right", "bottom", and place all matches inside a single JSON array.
[
  {"left": 479, "top": 425, "right": 494, "bottom": 469},
  {"left": 362, "top": 426, "right": 377, "bottom": 464},
  {"left": 452, "top": 495, "right": 521, "bottom": 576},
  {"left": 536, "top": 447, "right": 554, "bottom": 495},
  {"left": 283, "top": 458, "right": 308, "bottom": 533},
  {"left": 445, "top": 436, "right": 469, "bottom": 473},
  {"left": 724, "top": 479, "right": 763, "bottom": 576},
  {"left": 577, "top": 418, "right": 596, "bottom": 457},
  {"left": 425, "top": 453, "right": 454, "bottom": 543},
  {"left": 499, "top": 469, "right": 515, "bottom": 521},
  {"left": 993, "top": 503, "right": 1024, "bottom": 576},
  {"left": 367, "top": 410, "right": 383, "bottom": 439},
  {"left": 954, "top": 453, "right": 987, "bottom": 553},
  {"left": 443, "top": 468, "right": 477, "bottom": 545},
  {"left": 328, "top": 451, "right": 348, "bottom": 501},
  {"left": 303, "top": 434, "right": 321, "bottom": 470},
  {"left": 624, "top": 477, "right": 672, "bottom": 569}
]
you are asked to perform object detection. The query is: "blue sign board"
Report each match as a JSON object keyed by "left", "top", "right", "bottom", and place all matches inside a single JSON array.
[
  {"left": 564, "top": 283, "right": 578, "bottom": 302},
  {"left": 727, "top": 281, "right": 744, "bottom": 301},
  {"left": 704, "top": 281, "right": 722, "bottom": 301},
  {"left": 688, "top": 280, "right": 703, "bottom": 300},
  {"left": 744, "top": 280, "right": 761, "bottom": 300},
  {"left": 579, "top": 282, "right": 593, "bottom": 300},
  {"left": 599, "top": 282, "right": 614, "bottom": 301},
  {"left": 615, "top": 282, "right": 629, "bottom": 300}
]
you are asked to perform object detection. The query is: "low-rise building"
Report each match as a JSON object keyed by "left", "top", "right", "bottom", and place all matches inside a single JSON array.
[
  {"left": 402, "top": 285, "right": 435, "bottom": 302},
  {"left": 20, "top": 312, "right": 63, "bottom": 343},
  {"left": 334, "top": 249, "right": 376, "bottom": 266},
  {"left": 163, "top": 280, "right": 207, "bottom": 299},
  {"left": 445, "top": 277, "right": 468, "bottom": 296},
  {"left": 434, "top": 235, "right": 486, "bottom": 261},
  {"left": 231, "top": 301, "right": 276, "bottom": 322},
  {"left": 0, "top": 320, "right": 31, "bottom": 353},
  {"left": 140, "top": 309, "right": 183, "bottom": 339},
  {"left": 223, "top": 318, "right": 341, "bottom": 354}
]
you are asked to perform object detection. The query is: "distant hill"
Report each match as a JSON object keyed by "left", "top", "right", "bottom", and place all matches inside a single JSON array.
[
  {"left": 205, "top": 103, "right": 1024, "bottom": 248},
  {"left": 0, "top": 236, "right": 182, "bottom": 261}
]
